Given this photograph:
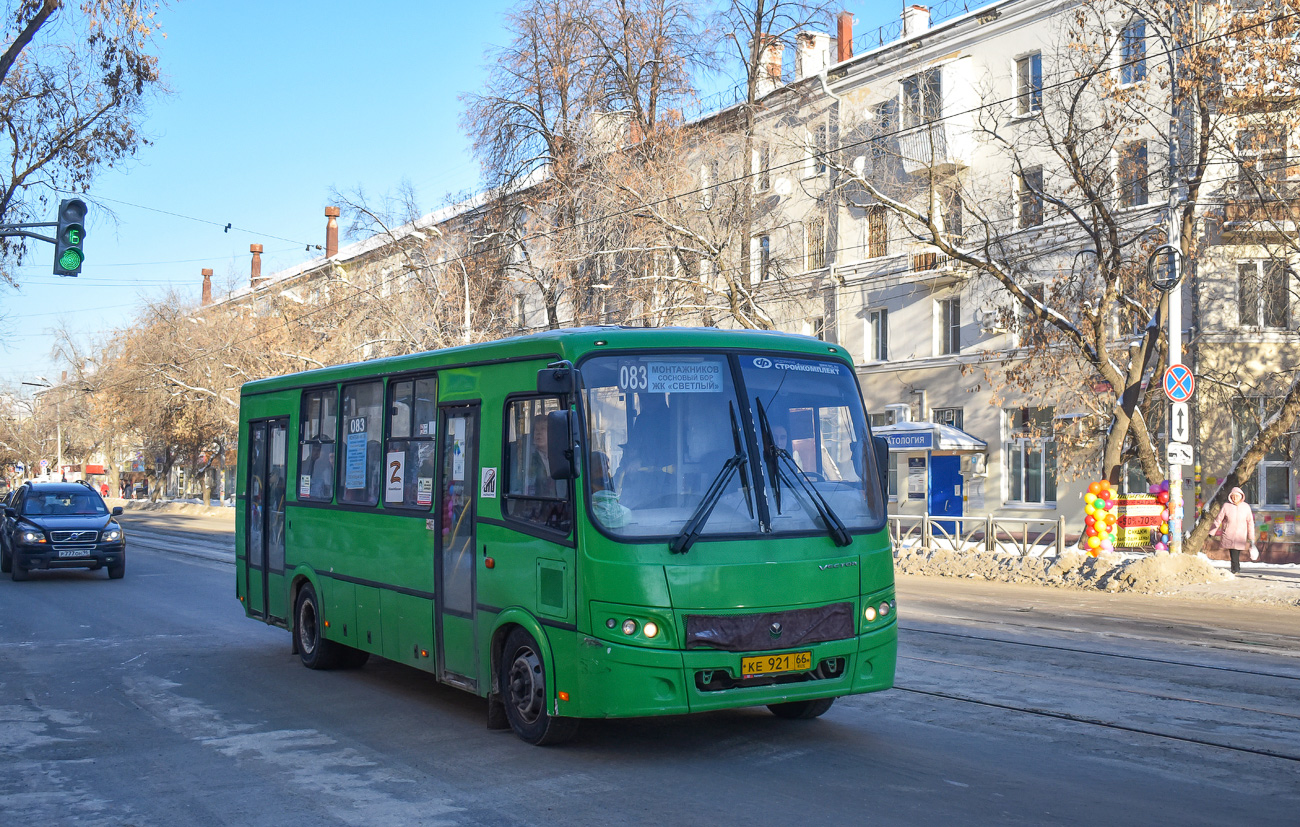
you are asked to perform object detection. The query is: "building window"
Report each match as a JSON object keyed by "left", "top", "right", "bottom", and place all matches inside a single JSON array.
[
  {"left": 813, "top": 124, "right": 828, "bottom": 175},
  {"left": 867, "top": 308, "right": 889, "bottom": 362},
  {"left": 699, "top": 160, "right": 717, "bottom": 208},
  {"left": 1232, "top": 397, "right": 1292, "bottom": 507},
  {"left": 866, "top": 205, "right": 889, "bottom": 258},
  {"left": 758, "top": 234, "right": 771, "bottom": 283},
  {"left": 1019, "top": 167, "right": 1044, "bottom": 228},
  {"left": 942, "top": 187, "right": 963, "bottom": 240},
  {"left": 299, "top": 387, "right": 337, "bottom": 502},
  {"left": 503, "top": 397, "right": 572, "bottom": 532},
  {"left": 938, "top": 296, "right": 961, "bottom": 355},
  {"left": 1119, "top": 141, "right": 1149, "bottom": 207},
  {"left": 756, "top": 142, "right": 771, "bottom": 191},
  {"left": 1016, "top": 53, "right": 1042, "bottom": 114},
  {"left": 902, "top": 68, "right": 942, "bottom": 128},
  {"left": 1238, "top": 260, "right": 1290, "bottom": 328},
  {"left": 1238, "top": 128, "right": 1287, "bottom": 190},
  {"left": 1005, "top": 407, "right": 1057, "bottom": 505},
  {"left": 1120, "top": 19, "right": 1147, "bottom": 84},
  {"left": 808, "top": 316, "right": 825, "bottom": 340},
  {"left": 338, "top": 381, "right": 384, "bottom": 506},
  {"left": 516, "top": 295, "right": 527, "bottom": 329},
  {"left": 933, "top": 407, "right": 964, "bottom": 430},
  {"left": 806, "top": 215, "right": 826, "bottom": 270},
  {"left": 869, "top": 100, "right": 896, "bottom": 169}
]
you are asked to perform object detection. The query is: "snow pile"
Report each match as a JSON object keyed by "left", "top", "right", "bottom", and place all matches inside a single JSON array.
[{"left": 895, "top": 547, "right": 1230, "bottom": 594}]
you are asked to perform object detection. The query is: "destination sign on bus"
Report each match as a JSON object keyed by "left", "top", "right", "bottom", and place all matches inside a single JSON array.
[{"left": 619, "top": 361, "right": 723, "bottom": 393}]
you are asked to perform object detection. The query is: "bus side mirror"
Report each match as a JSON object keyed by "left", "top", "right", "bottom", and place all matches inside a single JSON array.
[
  {"left": 872, "top": 436, "right": 889, "bottom": 495},
  {"left": 537, "top": 365, "right": 574, "bottom": 394},
  {"left": 546, "top": 410, "right": 578, "bottom": 480}
]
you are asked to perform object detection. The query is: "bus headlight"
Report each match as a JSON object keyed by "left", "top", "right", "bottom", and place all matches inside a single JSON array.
[
  {"left": 864, "top": 605, "right": 877, "bottom": 622},
  {"left": 622, "top": 619, "right": 638, "bottom": 635},
  {"left": 642, "top": 622, "right": 658, "bottom": 638},
  {"left": 879, "top": 601, "right": 891, "bottom": 617}
]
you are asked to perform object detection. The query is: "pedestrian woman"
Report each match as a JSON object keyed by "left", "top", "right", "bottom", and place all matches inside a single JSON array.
[{"left": 1210, "top": 486, "right": 1256, "bottom": 574}]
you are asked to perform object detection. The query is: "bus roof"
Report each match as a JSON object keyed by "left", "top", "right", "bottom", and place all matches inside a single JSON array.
[{"left": 240, "top": 326, "right": 848, "bottom": 396}]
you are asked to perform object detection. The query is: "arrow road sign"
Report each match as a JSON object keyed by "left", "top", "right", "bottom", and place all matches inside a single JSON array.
[
  {"left": 1166, "top": 442, "right": 1193, "bottom": 466},
  {"left": 1164, "top": 364, "right": 1195, "bottom": 402},
  {"left": 1170, "top": 401, "right": 1190, "bottom": 443}
]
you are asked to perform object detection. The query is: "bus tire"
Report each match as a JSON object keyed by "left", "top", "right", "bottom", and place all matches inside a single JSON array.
[
  {"left": 767, "top": 697, "right": 835, "bottom": 719},
  {"left": 500, "top": 627, "right": 578, "bottom": 746},
  {"left": 295, "top": 583, "right": 343, "bottom": 670}
]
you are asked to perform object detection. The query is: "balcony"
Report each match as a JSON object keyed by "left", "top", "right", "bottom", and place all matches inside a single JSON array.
[
  {"left": 897, "top": 122, "right": 972, "bottom": 174},
  {"left": 1221, "top": 181, "right": 1300, "bottom": 235}
]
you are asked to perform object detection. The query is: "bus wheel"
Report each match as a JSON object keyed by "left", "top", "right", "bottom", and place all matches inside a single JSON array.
[
  {"left": 768, "top": 697, "right": 835, "bottom": 719},
  {"left": 295, "top": 584, "right": 342, "bottom": 670},
  {"left": 500, "top": 628, "right": 578, "bottom": 746}
]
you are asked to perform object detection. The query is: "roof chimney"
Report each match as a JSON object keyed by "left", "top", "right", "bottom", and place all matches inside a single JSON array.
[
  {"left": 201, "top": 268, "right": 213, "bottom": 306},
  {"left": 325, "top": 206, "right": 340, "bottom": 258},
  {"left": 753, "top": 36, "right": 785, "bottom": 97},
  {"left": 837, "top": 12, "right": 853, "bottom": 62},
  {"left": 795, "top": 32, "right": 832, "bottom": 81},
  {"left": 250, "top": 244, "right": 264, "bottom": 289},
  {"left": 902, "top": 4, "right": 930, "bottom": 38}
]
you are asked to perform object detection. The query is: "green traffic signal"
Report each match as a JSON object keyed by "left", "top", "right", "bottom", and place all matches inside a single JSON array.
[{"left": 53, "top": 197, "right": 87, "bottom": 276}]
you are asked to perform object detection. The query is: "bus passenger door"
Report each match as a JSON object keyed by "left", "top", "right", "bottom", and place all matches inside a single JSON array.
[
  {"left": 435, "top": 404, "right": 480, "bottom": 689},
  {"left": 245, "top": 418, "right": 289, "bottom": 622}
]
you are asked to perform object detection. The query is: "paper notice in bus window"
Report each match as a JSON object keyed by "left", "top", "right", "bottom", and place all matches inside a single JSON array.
[
  {"left": 299, "top": 474, "right": 311, "bottom": 498},
  {"left": 646, "top": 361, "right": 724, "bottom": 393},
  {"left": 385, "top": 451, "right": 405, "bottom": 503},
  {"left": 345, "top": 431, "right": 367, "bottom": 489},
  {"left": 451, "top": 418, "right": 466, "bottom": 480},
  {"left": 417, "top": 477, "right": 433, "bottom": 506}
]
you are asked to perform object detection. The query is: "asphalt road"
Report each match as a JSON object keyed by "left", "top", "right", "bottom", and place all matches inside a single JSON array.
[{"left": 1, "top": 519, "right": 1297, "bottom": 826}]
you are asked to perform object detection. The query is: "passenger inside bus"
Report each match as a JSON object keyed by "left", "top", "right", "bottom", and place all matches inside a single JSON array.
[{"left": 306, "top": 441, "right": 334, "bottom": 500}]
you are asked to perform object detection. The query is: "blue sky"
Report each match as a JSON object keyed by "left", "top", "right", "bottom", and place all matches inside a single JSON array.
[{"left": 0, "top": 0, "right": 895, "bottom": 387}]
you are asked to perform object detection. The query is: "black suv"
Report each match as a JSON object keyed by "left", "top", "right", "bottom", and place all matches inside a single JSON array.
[{"left": 1, "top": 482, "right": 126, "bottom": 580}]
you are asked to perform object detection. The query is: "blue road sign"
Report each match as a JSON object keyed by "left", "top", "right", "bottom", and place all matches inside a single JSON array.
[{"left": 1164, "top": 364, "right": 1195, "bottom": 402}]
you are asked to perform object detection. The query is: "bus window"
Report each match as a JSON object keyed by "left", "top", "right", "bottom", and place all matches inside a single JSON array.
[
  {"left": 299, "top": 388, "right": 337, "bottom": 502},
  {"left": 386, "top": 376, "right": 438, "bottom": 508},
  {"left": 339, "top": 381, "right": 383, "bottom": 506},
  {"left": 502, "top": 397, "right": 571, "bottom": 533}
]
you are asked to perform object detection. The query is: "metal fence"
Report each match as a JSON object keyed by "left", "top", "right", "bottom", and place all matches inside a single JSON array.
[{"left": 888, "top": 514, "right": 1069, "bottom": 558}]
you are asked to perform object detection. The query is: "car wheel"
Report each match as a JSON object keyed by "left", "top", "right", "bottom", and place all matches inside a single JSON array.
[
  {"left": 767, "top": 697, "right": 835, "bottom": 719},
  {"left": 0, "top": 545, "right": 10, "bottom": 574},
  {"left": 295, "top": 583, "right": 342, "bottom": 670},
  {"left": 107, "top": 558, "right": 125, "bottom": 579},
  {"left": 499, "top": 627, "right": 578, "bottom": 746},
  {"left": 11, "top": 557, "right": 29, "bottom": 581}
]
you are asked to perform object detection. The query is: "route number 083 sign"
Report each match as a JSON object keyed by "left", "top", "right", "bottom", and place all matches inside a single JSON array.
[{"left": 618, "top": 361, "right": 723, "bottom": 394}]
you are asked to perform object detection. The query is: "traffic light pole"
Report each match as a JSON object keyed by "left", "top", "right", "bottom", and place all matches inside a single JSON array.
[{"left": 0, "top": 220, "right": 59, "bottom": 245}]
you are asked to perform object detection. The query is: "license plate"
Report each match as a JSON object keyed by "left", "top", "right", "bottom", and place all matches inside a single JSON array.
[
  {"left": 57, "top": 548, "right": 90, "bottom": 558},
  {"left": 741, "top": 651, "right": 812, "bottom": 677}
]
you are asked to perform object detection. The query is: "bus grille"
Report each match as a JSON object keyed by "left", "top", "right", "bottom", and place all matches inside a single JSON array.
[{"left": 685, "top": 603, "right": 853, "bottom": 651}]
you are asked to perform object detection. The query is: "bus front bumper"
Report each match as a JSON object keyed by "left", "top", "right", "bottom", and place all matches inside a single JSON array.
[{"left": 565, "top": 621, "right": 896, "bottom": 719}]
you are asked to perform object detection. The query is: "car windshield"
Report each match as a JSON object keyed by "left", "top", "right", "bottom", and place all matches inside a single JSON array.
[
  {"left": 580, "top": 351, "right": 885, "bottom": 541},
  {"left": 23, "top": 491, "right": 108, "bottom": 516},
  {"left": 581, "top": 354, "right": 760, "bottom": 539}
]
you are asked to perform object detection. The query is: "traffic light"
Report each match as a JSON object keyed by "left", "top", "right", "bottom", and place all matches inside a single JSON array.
[{"left": 53, "top": 197, "right": 87, "bottom": 276}]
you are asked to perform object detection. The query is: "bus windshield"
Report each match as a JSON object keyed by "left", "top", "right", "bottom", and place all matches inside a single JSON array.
[{"left": 580, "top": 352, "right": 884, "bottom": 542}]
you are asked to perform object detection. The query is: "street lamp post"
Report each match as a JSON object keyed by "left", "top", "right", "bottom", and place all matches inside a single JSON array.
[{"left": 21, "top": 379, "right": 60, "bottom": 480}]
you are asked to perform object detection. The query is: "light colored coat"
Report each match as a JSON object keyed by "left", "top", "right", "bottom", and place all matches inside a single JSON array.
[{"left": 1210, "top": 488, "right": 1255, "bottom": 551}]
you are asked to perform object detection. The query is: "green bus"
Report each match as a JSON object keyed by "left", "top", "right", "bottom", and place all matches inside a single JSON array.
[{"left": 237, "top": 327, "right": 896, "bottom": 744}]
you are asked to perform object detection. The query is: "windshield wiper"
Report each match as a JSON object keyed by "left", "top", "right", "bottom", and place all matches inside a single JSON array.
[
  {"left": 670, "top": 403, "right": 753, "bottom": 554},
  {"left": 755, "top": 398, "right": 852, "bottom": 547}
]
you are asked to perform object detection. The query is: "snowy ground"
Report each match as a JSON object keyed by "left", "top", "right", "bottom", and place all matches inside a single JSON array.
[{"left": 895, "top": 545, "right": 1300, "bottom": 608}]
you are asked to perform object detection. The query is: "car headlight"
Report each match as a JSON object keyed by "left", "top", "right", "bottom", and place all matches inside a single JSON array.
[
  {"left": 103, "top": 528, "right": 122, "bottom": 542},
  {"left": 21, "top": 529, "right": 46, "bottom": 544}
]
